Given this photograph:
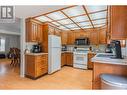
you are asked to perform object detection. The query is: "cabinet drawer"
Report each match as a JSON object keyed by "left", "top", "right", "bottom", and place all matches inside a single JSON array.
[
  {"left": 36, "top": 61, "right": 47, "bottom": 67},
  {"left": 36, "top": 66, "right": 48, "bottom": 76},
  {"left": 36, "top": 56, "right": 47, "bottom": 63}
]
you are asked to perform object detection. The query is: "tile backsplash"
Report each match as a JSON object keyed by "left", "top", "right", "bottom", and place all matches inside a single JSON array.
[{"left": 66, "top": 44, "right": 106, "bottom": 53}]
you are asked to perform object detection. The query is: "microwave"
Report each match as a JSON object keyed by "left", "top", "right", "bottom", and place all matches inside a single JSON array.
[{"left": 75, "top": 37, "right": 90, "bottom": 45}]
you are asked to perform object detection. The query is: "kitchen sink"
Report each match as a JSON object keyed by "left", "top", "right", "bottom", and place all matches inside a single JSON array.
[{"left": 96, "top": 54, "right": 115, "bottom": 58}]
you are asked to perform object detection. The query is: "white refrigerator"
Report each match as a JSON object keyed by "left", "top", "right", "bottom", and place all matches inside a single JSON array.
[{"left": 48, "top": 35, "right": 61, "bottom": 74}]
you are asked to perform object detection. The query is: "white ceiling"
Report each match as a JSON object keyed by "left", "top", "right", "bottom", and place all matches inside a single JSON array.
[{"left": 15, "top": 5, "right": 68, "bottom": 18}]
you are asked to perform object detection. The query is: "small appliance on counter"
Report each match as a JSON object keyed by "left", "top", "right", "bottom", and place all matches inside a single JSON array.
[
  {"left": 75, "top": 37, "right": 90, "bottom": 45},
  {"left": 110, "top": 40, "right": 123, "bottom": 59},
  {"left": 105, "top": 44, "right": 112, "bottom": 53},
  {"left": 32, "top": 43, "right": 42, "bottom": 53},
  {"left": 61, "top": 45, "right": 67, "bottom": 51}
]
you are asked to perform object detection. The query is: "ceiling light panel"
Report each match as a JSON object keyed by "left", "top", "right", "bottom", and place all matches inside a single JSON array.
[
  {"left": 82, "top": 26, "right": 93, "bottom": 29},
  {"left": 35, "top": 16, "right": 52, "bottom": 22},
  {"left": 89, "top": 11, "right": 107, "bottom": 20},
  {"left": 70, "top": 27, "right": 81, "bottom": 30},
  {"left": 58, "top": 26, "right": 68, "bottom": 30},
  {"left": 63, "top": 6, "right": 86, "bottom": 17},
  {"left": 72, "top": 16, "right": 89, "bottom": 22},
  {"left": 64, "top": 24, "right": 77, "bottom": 28},
  {"left": 78, "top": 22, "right": 91, "bottom": 26},
  {"left": 51, "top": 22, "right": 61, "bottom": 26},
  {"left": 94, "top": 24, "right": 106, "bottom": 27},
  {"left": 92, "top": 19, "right": 106, "bottom": 24},
  {"left": 57, "top": 19, "right": 73, "bottom": 25},
  {"left": 86, "top": 5, "right": 107, "bottom": 13},
  {"left": 47, "top": 11, "right": 66, "bottom": 20}
]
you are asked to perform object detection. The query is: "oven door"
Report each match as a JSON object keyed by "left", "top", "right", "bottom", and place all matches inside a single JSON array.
[{"left": 73, "top": 53, "right": 87, "bottom": 65}]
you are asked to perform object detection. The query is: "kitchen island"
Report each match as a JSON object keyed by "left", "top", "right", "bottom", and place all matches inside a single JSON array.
[{"left": 91, "top": 53, "right": 127, "bottom": 89}]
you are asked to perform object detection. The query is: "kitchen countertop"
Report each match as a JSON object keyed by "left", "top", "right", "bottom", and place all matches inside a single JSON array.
[
  {"left": 91, "top": 53, "right": 127, "bottom": 65},
  {"left": 61, "top": 51, "right": 73, "bottom": 53},
  {"left": 25, "top": 52, "right": 48, "bottom": 56}
]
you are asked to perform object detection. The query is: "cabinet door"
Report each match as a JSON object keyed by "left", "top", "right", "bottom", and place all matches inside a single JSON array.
[
  {"left": 55, "top": 28, "right": 61, "bottom": 36},
  {"left": 61, "top": 53, "right": 66, "bottom": 67},
  {"left": 31, "top": 22, "right": 38, "bottom": 42},
  {"left": 61, "top": 32, "right": 68, "bottom": 45},
  {"left": 37, "top": 24, "right": 43, "bottom": 42},
  {"left": 25, "top": 55, "right": 36, "bottom": 77},
  {"left": 48, "top": 25, "right": 55, "bottom": 35},
  {"left": 26, "top": 18, "right": 43, "bottom": 42},
  {"left": 88, "top": 53, "right": 95, "bottom": 69},
  {"left": 90, "top": 31, "right": 99, "bottom": 45},
  {"left": 99, "top": 28, "right": 107, "bottom": 44},
  {"left": 66, "top": 53, "right": 73, "bottom": 66},
  {"left": 111, "top": 6, "right": 127, "bottom": 40},
  {"left": 67, "top": 32, "right": 75, "bottom": 45}
]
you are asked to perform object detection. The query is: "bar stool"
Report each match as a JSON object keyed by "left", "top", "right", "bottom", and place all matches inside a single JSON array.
[{"left": 100, "top": 74, "right": 127, "bottom": 89}]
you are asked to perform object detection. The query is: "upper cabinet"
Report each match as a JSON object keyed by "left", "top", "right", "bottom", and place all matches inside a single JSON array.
[
  {"left": 26, "top": 18, "right": 43, "bottom": 42},
  {"left": 89, "top": 30, "right": 99, "bottom": 45},
  {"left": 66, "top": 28, "right": 107, "bottom": 45},
  {"left": 48, "top": 25, "right": 61, "bottom": 36},
  {"left": 75, "top": 31, "right": 89, "bottom": 39},
  {"left": 99, "top": 28, "right": 107, "bottom": 44},
  {"left": 110, "top": 6, "right": 127, "bottom": 40},
  {"left": 61, "top": 31, "right": 68, "bottom": 45},
  {"left": 54, "top": 28, "right": 61, "bottom": 36},
  {"left": 67, "top": 32, "right": 75, "bottom": 45}
]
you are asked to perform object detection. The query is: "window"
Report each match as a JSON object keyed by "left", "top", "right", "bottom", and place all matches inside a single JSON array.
[{"left": 0, "top": 38, "right": 5, "bottom": 52}]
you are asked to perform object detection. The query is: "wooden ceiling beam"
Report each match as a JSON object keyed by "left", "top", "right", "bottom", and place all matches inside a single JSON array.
[
  {"left": 60, "top": 10, "right": 84, "bottom": 31},
  {"left": 82, "top": 5, "right": 95, "bottom": 28}
]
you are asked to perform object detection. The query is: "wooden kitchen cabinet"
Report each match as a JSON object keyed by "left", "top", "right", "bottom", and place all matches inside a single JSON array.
[
  {"left": 92, "top": 62, "right": 127, "bottom": 89},
  {"left": 25, "top": 54, "right": 48, "bottom": 79},
  {"left": 110, "top": 6, "right": 127, "bottom": 40},
  {"left": 54, "top": 28, "right": 61, "bottom": 36},
  {"left": 88, "top": 52, "right": 96, "bottom": 69},
  {"left": 26, "top": 18, "right": 43, "bottom": 42},
  {"left": 48, "top": 25, "right": 55, "bottom": 35},
  {"left": 61, "top": 53, "right": 66, "bottom": 67},
  {"left": 67, "top": 32, "right": 75, "bottom": 45},
  {"left": 90, "top": 31, "right": 99, "bottom": 45},
  {"left": 99, "top": 28, "right": 107, "bottom": 44},
  {"left": 47, "top": 25, "right": 61, "bottom": 36},
  {"left": 61, "top": 32, "right": 68, "bottom": 45},
  {"left": 75, "top": 31, "right": 89, "bottom": 39},
  {"left": 65, "top": 52, "right": 73, "bottom": 66}
]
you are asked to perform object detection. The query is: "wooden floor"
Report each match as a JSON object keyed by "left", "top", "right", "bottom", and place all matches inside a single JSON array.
[{"left": 0, "top": 61, "right": 92, "bottom": 89}]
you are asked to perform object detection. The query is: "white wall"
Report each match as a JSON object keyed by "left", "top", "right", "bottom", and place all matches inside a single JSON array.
[
  {"left": 0, "top": 33, "right": 20, "bottom": 54},
  {"left": 0, "top": 18, "right": 20, "bottom": 33},
  {"left": 20, "top": 18, "right": 26, "bottom": 77}
]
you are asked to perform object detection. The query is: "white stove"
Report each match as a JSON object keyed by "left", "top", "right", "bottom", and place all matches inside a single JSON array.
[{"left": 73, "top": 48, "right": 89, "bottom": 69}]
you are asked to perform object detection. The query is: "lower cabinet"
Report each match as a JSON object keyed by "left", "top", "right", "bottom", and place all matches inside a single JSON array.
[
  {"left": 88, "top": 53, "right": 96, "bottom": 69},
  {"left": 66, "top": 52, "right": 73, "bottom": 66},
  {"left": 61, "top": 52, "right": 73, "bottom": 67},
  {"left": 61, "top": 53, "right": 66, "bottom": 67},
  {"left": 25, "top": 54, "right": 48, "bottom": 79}
]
